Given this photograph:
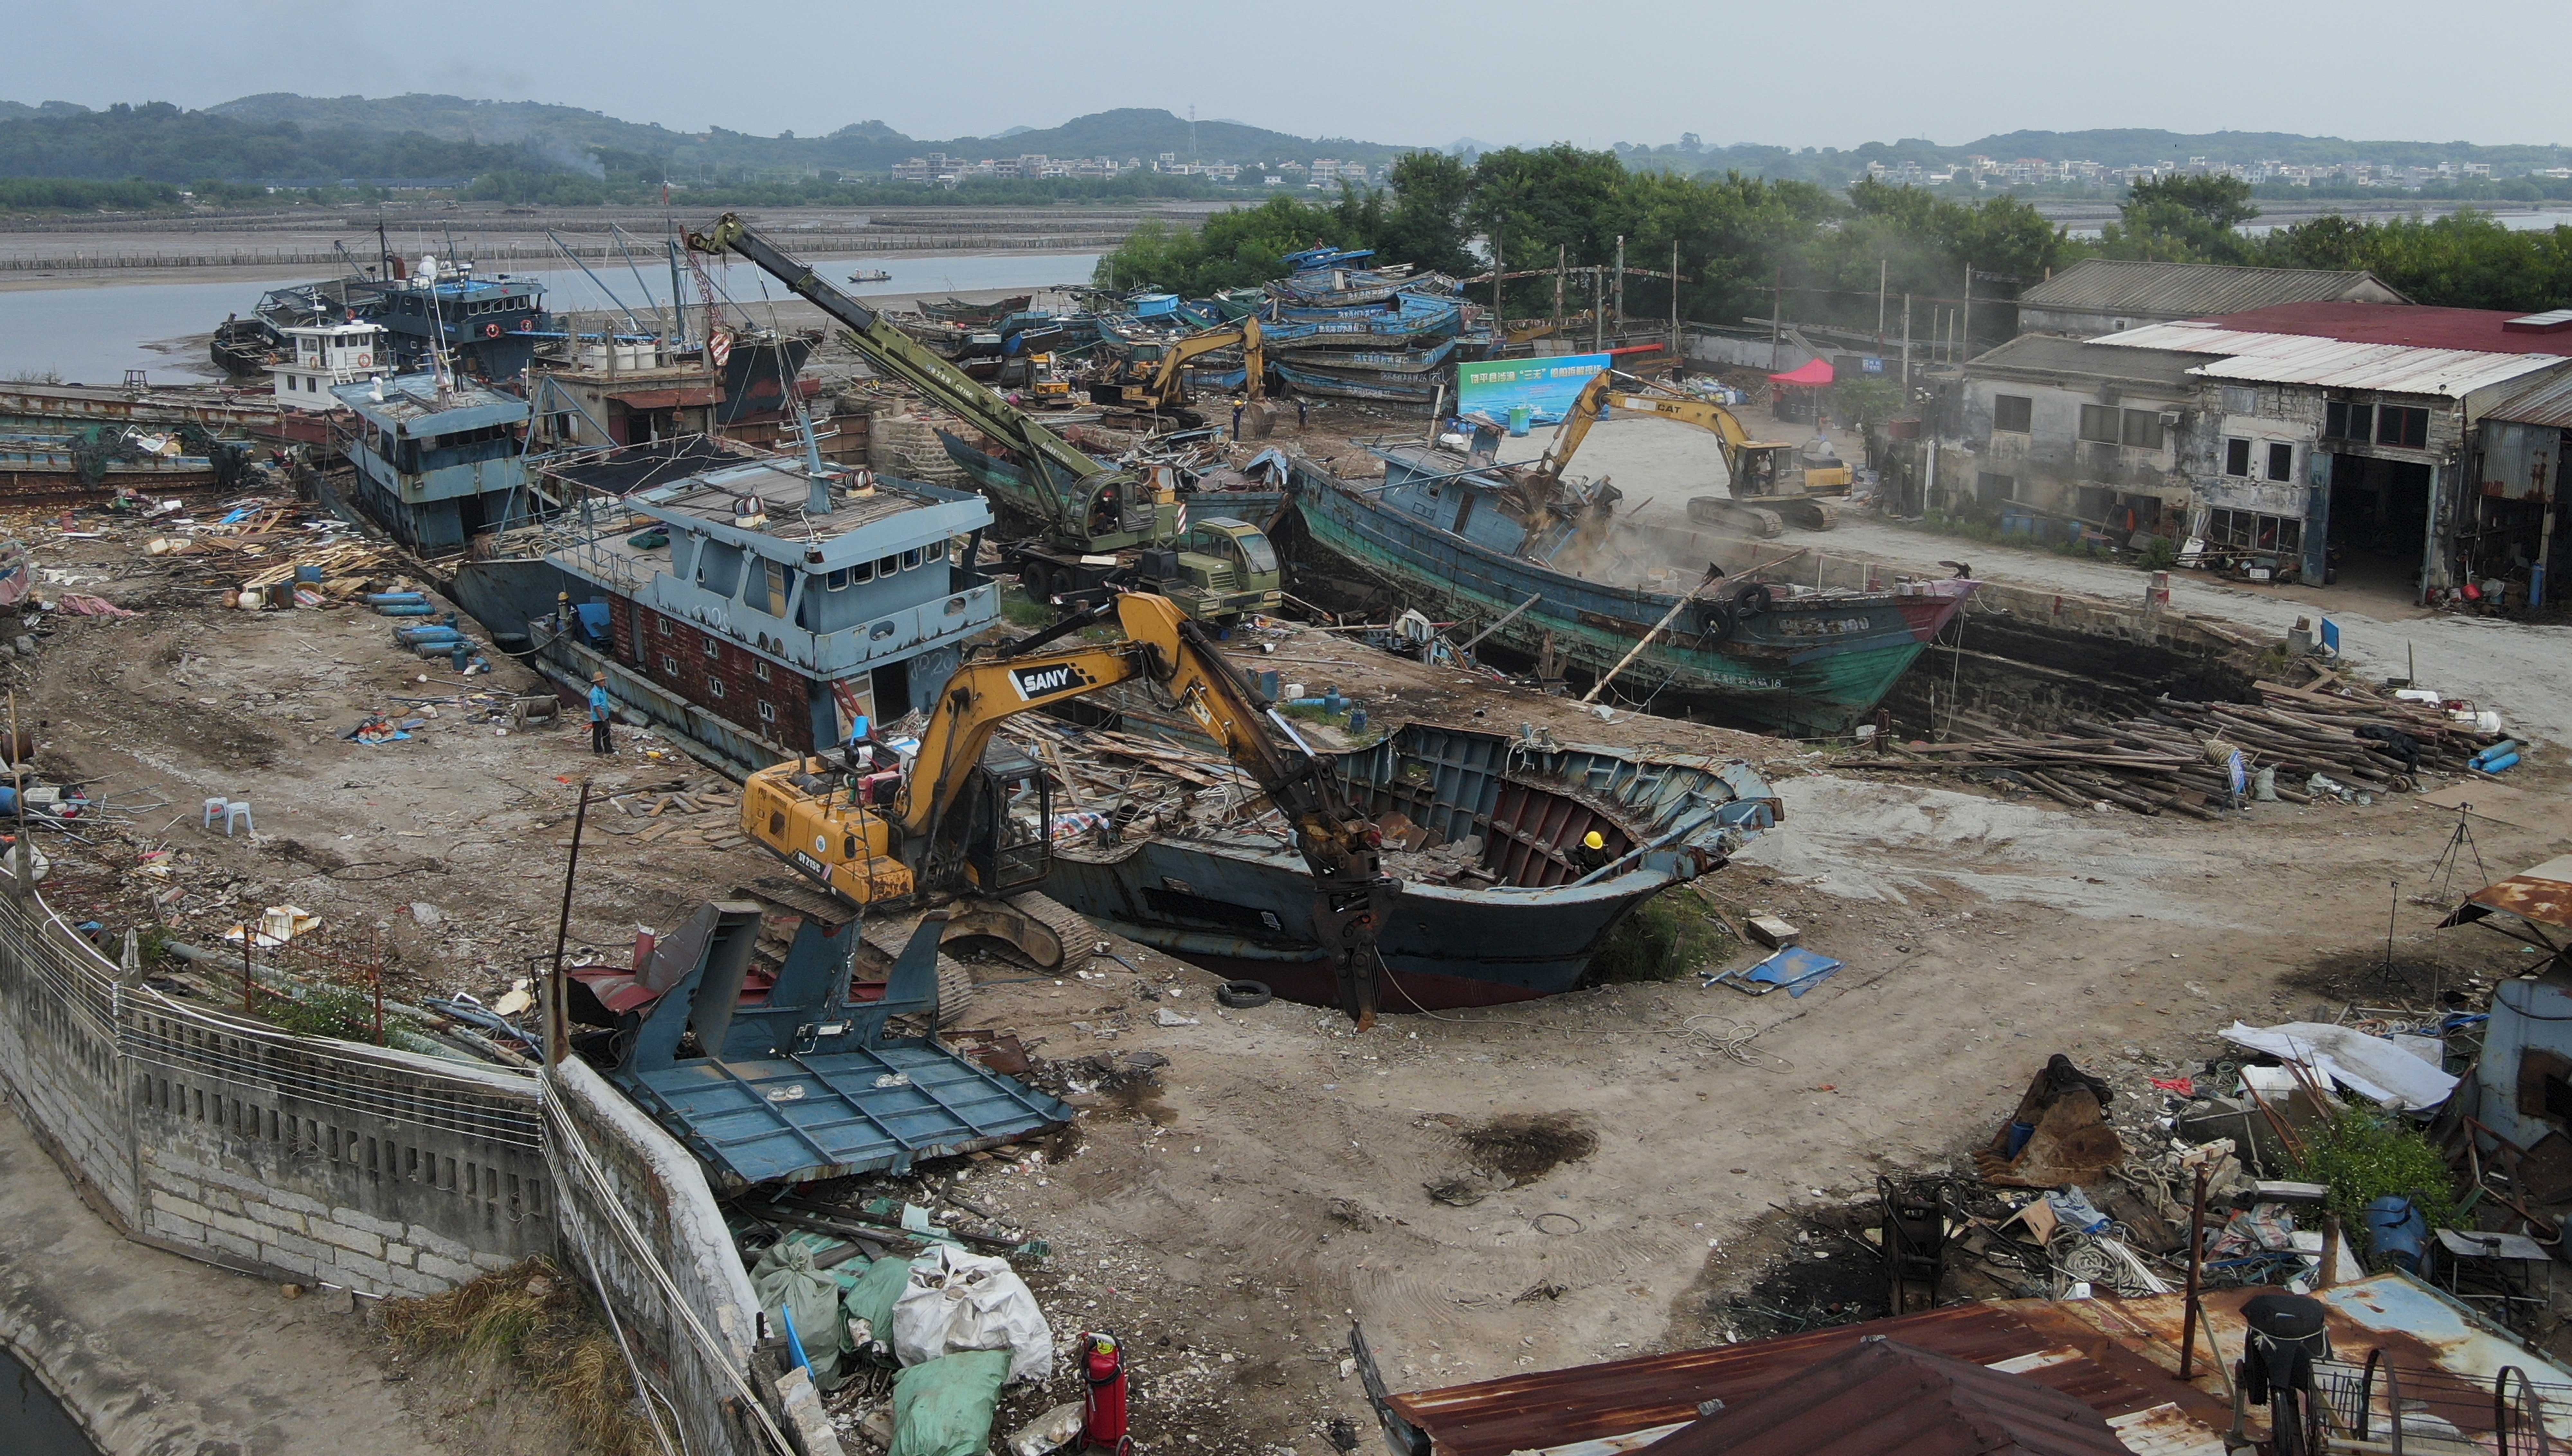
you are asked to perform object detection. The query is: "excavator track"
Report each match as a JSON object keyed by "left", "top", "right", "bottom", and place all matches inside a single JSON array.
[
  {"left": 1779, "top": 497, "right": 1839, "bottom": 531},
  {"left": 1005, "top": 891, "right": 1111, "bottom": 964},
  {"left": 1686, "top": 496, "right": 1786, "bottom": 538}
]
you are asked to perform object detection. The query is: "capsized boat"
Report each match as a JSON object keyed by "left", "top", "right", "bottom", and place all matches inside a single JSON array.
[
  {"left": 1288, "top": 442, "right": 1977, "bottom": 736},
  {"left": 1040, "top": 722, "right": 1779, "bottom": 1008}
]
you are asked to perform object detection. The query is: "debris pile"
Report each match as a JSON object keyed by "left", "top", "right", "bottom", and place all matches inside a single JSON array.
[{"left": 1854, "top": 678, "right": 2502, "bottom": 816}]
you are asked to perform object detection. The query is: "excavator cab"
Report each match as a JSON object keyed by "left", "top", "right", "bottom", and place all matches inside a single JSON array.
[
  {"left": 1732, "top": 442, "right": 1800, "bottom": 497},
  {"left": 959, "top": 742, "right": 1054, "bottom": 894}
]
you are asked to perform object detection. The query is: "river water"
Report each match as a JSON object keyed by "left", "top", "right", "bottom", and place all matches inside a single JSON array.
[
  {"left": 0, "top": 250, "right": 1101, "bottom": 389},
  {"left": 3, "top": 1343, "right": 101, "bottom": 1455}
]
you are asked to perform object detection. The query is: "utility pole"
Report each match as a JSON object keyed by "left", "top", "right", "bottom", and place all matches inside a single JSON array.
[
  {"left": 1492, "top": 231, "right": 1504, "bottom": 315},
  {"left": 1877, "top": 258, "right": 1888, "bottom": 346},
  {"left": 1613, "top": 234, "right": 1626, "bottom": 331},
  {"left": 1961, "top": 263, "right": 1973, "bottom": 362},
  {"left": 1901, "top": 293, "right": 1912, "bottom": 393},
  {"left": 1770, "top": 266, "right": 1783, "bottom": 372},
  {"left": 1554, "top": 244, "right": 1565, "bottom": 335},
  {"left": 1670, "top": 238, "right": 1682, "bottom": 367},
  {"left": 1592, "top": 267, "right": 1605, "bottom": 354}
]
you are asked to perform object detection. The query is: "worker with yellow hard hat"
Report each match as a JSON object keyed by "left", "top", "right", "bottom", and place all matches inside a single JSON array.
[{"left": 1571, "top": 828, "right": 1611, "bottom": 873}]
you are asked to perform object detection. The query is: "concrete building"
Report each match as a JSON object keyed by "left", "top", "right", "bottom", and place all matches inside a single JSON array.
[
  {"left": 1956, "top": 333, "right": 2205, "bottom": 537},
  {"left": 2015, "top": 258, "right": 2409, "bottom": 339},
  {"left": 2469, "top": 366, "right": 2572, "bottom": 605}
]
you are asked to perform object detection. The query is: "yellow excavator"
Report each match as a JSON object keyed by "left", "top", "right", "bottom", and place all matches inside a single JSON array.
[
  {"left": 1536, "top": 368, "right": 1850, "bottom": 537},
  {"left": 1090, "top": 317, "right": 1269, "bottom": 429},
  {"left": 740, "top": 589, "right": 1400, "bottom": 1024}
]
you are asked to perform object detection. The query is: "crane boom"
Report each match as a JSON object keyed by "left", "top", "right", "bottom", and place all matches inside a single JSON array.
[{"left": 685, "top": 212, "right": 1115, "bottom": 532}]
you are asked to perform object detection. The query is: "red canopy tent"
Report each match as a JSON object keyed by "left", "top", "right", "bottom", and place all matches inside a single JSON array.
[{"left": 1768, "top": 357, "right": 1834, "bottom": 386}]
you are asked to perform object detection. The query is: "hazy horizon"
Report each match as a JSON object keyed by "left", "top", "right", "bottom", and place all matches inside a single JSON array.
[{"left": 5, "top": 0, "right": 2570, "bottom": 155}]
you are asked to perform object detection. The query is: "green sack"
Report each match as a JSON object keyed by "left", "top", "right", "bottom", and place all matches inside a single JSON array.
[
  {"left": 843, "top": 1249, "right": 923, "bottom": 1342},
  {"left": 750, "top": 1239, "right": 851, "bottom": 1387},
  {"left": 887, "top": 1349, "right": 1012, "bottom": 1456}
]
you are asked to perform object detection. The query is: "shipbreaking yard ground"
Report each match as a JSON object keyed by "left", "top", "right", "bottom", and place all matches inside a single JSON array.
[{"left": 24, "top": 497, "right": 2572, "bottom": 1449}]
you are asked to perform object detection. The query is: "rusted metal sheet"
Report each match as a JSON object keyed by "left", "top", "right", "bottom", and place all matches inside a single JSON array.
[
  {"left": 1387, "top": 1274, "right": 2571, "bottom": 1456},
  {"left": 1384, "top": 1302, "right": 2225, "bottom": 1456},
  {"left": 2447, "top": 854, "right": 2572, "bottom": 928}
]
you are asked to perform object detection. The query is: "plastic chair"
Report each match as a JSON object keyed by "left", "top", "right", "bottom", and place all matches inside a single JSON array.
[
  {"left": 202, "top": 797, "right": 229, "bottom": 830},
  {"left": 222, "top": 800, "right": 254, "bottom": 837}
]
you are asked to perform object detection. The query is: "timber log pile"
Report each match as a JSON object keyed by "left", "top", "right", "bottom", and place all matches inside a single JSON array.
[{"left": 1848, "top": 678, "right": 2495, "bottom": 819}]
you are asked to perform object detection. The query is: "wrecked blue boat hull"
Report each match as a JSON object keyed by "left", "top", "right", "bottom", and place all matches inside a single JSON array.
[{"left": 1042, "top": 723, "right": 1778, "bottom": 1009}]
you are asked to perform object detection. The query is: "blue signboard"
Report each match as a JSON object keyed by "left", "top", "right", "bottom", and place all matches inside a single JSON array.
[{"left": 1456, "top": 352, "right": 1613, "bottom": 426}]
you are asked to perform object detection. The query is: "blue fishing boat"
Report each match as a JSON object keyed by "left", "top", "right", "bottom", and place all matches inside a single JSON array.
[
  {"left": 1288, "top": 444, "right": 1978, "bottom": 735},
  {"left": 1042, "top": 722, "right": 1779, "bottom": 1008},
  {"left": 1272, "top": 360, "right": 1446, "bottom": 403}
]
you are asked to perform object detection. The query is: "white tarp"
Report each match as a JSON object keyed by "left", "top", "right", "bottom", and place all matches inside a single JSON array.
[
  {"left": 2220, "top": 1021, "right": 2459, "bottom": 1112},
  {"left": 890, "top": 1245, "right": 1055, "bottom": 1384}
]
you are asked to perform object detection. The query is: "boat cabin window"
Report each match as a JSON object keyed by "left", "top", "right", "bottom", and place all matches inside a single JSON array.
[
  {"left": 696, "top": 540, "right": 743, "bottom": 597},
  {"left": 877, "top": 555, "right": 901, "bottom": 576},
  {"left": 825, "top": 568, "right": 850, "bottom": 590},
  {"left": 902, "top": 548, "right": 924, "bottom": 570}
]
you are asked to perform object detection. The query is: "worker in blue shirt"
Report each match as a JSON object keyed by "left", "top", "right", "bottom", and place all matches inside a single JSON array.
[{"left": 588, "top": 673, "right": 613, "bottom": 755}]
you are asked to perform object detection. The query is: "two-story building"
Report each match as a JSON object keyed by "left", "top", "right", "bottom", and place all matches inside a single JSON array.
[
  {"left": 2091, "top": 303, "right": 2572, "bottom": 594},
  {"left": 1956, "top": 333, "right": 2206, "bottom": 538}
]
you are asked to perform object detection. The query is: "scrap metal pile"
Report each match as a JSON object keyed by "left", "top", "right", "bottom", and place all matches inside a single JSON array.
[{"left": 1852, "top": 677, "right": 2502, "bottom": 817}]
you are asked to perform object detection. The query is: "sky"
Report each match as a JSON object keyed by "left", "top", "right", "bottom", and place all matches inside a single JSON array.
[{"left": 6, "top": 0, "right": 2572, "bottom": 152}]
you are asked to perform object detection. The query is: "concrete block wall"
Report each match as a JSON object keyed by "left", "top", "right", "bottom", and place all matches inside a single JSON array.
[
  {"left": 0, "top": 890, "right": 553, "bottom": 1299},
  {"left": 548, "top": 1057, "right": 804, "bottom": 1456}
]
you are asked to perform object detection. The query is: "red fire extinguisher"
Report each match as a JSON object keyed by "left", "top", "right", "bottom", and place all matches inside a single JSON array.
[{"left": 1082, "top": 1331, "right": 1131, "bottom": 1453}]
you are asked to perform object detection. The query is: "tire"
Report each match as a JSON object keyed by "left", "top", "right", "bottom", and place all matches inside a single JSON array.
[
  {"left": 1698, "top": 601, "right": 1737, "bottom": 647},
  {"left": 1019, "top": 560, "right": 1053, "bottom": 602},
  {"left": 1215, "top": 979, "right": 1273, "bottom": 1009},
  {"left": 1733, "top": 583, "right": 1774, "bottom": 616}
]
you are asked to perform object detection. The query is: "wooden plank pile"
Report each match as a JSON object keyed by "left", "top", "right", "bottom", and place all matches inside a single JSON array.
[
  {"left": 1848, "top": 680, "right": 2495, "bottom": 819},
  {"left": 998, "top": 718, "right": 1282, "bottom": 839},
  {"left": 604, "top": 779, "right": 748, "bottom": 850}
]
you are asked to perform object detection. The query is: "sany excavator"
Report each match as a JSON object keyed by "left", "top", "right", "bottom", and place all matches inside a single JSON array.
[
  {"left": 739, "top": 589, "right": 1401, "bottom": 1025},
  {"left": 686, "top": 213, "right": 1280, "bottom": 622},
  {"left": 1088, "top": 316, "right": 1270, "bottom": 431},
  {"left": 1532, "top": 368, "right": 1851, "bottom": 537}
]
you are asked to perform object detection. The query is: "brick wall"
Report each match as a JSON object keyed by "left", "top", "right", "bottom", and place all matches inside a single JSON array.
[{"left": 614, "top": 598, "right": 819, "bottom": 752}]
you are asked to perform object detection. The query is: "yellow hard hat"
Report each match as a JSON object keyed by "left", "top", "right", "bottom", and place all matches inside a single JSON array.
[{"left": 1583, "top": 830, "right": 1605, "bottom": 851}]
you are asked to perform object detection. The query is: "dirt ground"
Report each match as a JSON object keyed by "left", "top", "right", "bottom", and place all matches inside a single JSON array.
[{"left": 22, "top": 481, "right": 2572, "bottom": 1452}]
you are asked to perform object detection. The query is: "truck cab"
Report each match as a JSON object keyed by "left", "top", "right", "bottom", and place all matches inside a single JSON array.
[{"left": 1162, "top": 516, "right": 1283, "bottom": 622}]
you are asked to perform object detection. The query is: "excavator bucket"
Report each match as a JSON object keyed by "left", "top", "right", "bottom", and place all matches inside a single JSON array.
[{"left": 1974, "top": 1054, "right": 2126, "bottom": 1189}]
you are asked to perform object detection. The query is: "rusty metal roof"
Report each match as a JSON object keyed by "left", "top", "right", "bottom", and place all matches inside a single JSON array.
[
  {"left": 2017, "top": 259, "right": 2408, "bottom": 319},
  {"left": 2448, "top": 854, "right": 2572, "bottom": 928},
  {"left": 1382, "top": 1302, "right": 2218, "bottom": 1456},
  {"left": 1385, "top": 1274, "right": 2572, "bottom": 1455},
  {"left": 1629, "top": 1337, "right": 2133, "bottom": 1456}
]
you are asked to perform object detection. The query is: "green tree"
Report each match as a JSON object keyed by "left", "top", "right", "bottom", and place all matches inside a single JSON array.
[
  {"left": 2095, "top": 174, "right": 2260, "bottom": 263},
  {"left": 1370, "top": 150, "right": 1475, "bottom": 275},
  {"left": 1092, "top": 193, "right": 1338, "bottom": 294}
]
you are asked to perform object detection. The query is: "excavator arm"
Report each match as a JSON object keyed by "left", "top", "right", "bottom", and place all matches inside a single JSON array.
[
  {"left": 685, "top": 212, "right": 1120, "bottom": 533},
  {"left": 895, "top": 591, "right": 1398, "bottom": 1024}
]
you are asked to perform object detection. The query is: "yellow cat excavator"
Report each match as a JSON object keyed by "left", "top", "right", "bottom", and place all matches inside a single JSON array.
[
  {"left": 740, "top": 589, "right": 1400, "bottom": 1024},
  {"left": 1535, "top": 368, "right": 1850, "bottom": 537}
]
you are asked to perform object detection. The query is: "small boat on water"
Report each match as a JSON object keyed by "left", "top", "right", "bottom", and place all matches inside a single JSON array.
[
  {"left": 1040, "top": 721, "right": 1779, "bottom": 1009},
  {"left": 848, "top": 267, "right": 893, "bottom": 284},
  {"left": 1288, "top": 440, "right": 1977, "bottom": 736}
]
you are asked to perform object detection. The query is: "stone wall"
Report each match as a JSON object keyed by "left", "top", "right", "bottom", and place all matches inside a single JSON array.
[{"left": 0, "top": 885, "right": 550, "bottom": 1297}]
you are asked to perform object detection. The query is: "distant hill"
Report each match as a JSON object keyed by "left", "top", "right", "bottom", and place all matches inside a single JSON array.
[
  {"left": 201, "top": 94, "right": 1416, "bottom": 173},
  {"left": 0, "top": 100, "right": 551, "bottom": 184}
]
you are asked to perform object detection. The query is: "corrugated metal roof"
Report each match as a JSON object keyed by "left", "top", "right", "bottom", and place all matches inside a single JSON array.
[
  {"left": 1963, "top": 334, "right": 2210, "bottom": 388},
  {"left": 2481, "top": 370, "right": 2572, "bottom": 428},
  {"left": 1383, "top": 1302, "right": 2212, "bottom": 1456},
  {"left": 2017, "top": 258, "right": 2407, "bottom": 317},
  {"left": 1386, "top": 1273, "right": 2572, "bottom": 1455},
  {"left": 1629, "top": 1338, "right": 2134, "bottom": 1456},
  {"left": 2091, "top": 323, "right": 2566, "bottom": 397},
  {"left": 2170, "top": 300, "right": 2567, "bottom": 354}
]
